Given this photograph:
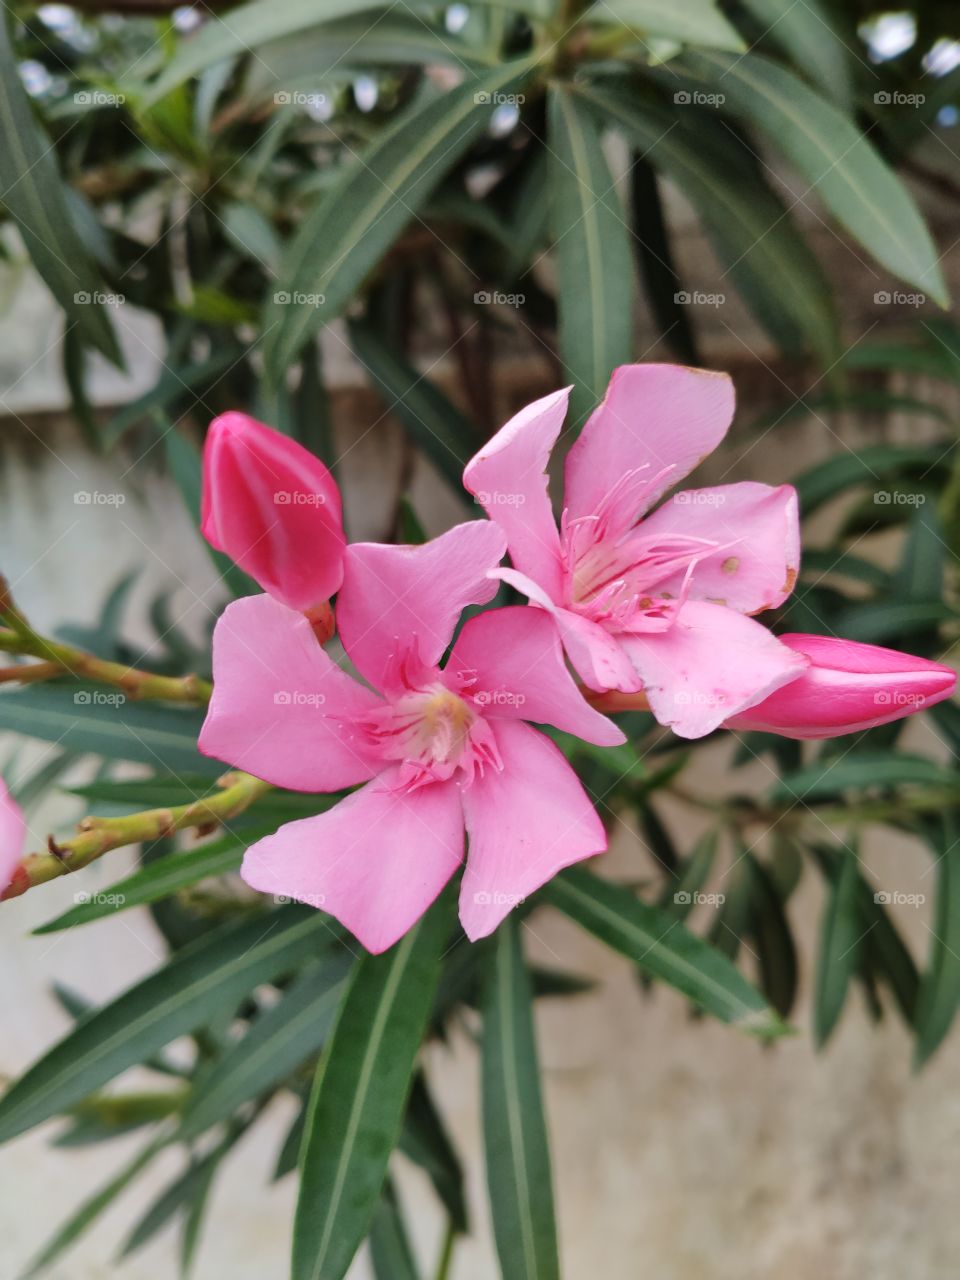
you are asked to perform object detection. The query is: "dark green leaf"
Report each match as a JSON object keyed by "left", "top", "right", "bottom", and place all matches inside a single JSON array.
[
  {"left": 772, "top": 753, "right": 957, "bottom": 803},
  {"left": 399, "top": 1073, "right": 468, "bottom": 1234},
  {"left": 915, "top": 822, "right": 960, "bottom": 1067},
  {"left": 369, "top": 1179, "right": 421, "bottom": 1280},
  {"left": 813, "top": 850, "right": 863, "bottom": 1046}
]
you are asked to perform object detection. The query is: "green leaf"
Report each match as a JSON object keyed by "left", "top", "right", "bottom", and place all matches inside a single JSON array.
[
  {"left": 545, "top": 867, "right": 784, "bottom": 1035},
  {"left": 0, "top": 908, "right": 331, "bottom": 1144},
  {"left": 348, "top": 318, "right": 475, "bottom": 499},
  {"left": 369, "top": 1180, "right": 421, "bottom": 1280},
  {"left": 831, "top": 601, "right": 957, "bottom": 645},
  {"left": 263, "top": 59, "right": 536, "bottom": 379},
  {"left": 177, "top": 952, "right": 352, "bottom": 1141},
  {"left": 792, "top": 444, "right": 945, "bottom": 513},
  {"left": 658, "top": 830, "right": 718, "bottom": 918},
  {"left": 584, "top": 0, "right": 745, "bottom": 50},
  {"left": 482, "top": 916, "right": 559, "bottom": 1280},
  {"left": 292, "top": 899, "right": 452, "bottom": 1280},
  {"left": 0, "top": 684, "right": 216, "bottom": 775},
  {"left": 735, "top": 0, "right": 852, "bottom": 106},
  {"left": 579, "top": 81, "right": 838, "bottom": 361},
  {"left": 915, "top": 822, "right": 960, "bottom": 1067},
  {"left": 548, "top": 84, "right": 634, "bottom": 426},
  {"left": 744, "top": 853, "right": 798, "bottom": 1019},
  {"left": 399, "top": 1073, "right": 468, "bottom": 1234},
  {"left": 672, "top": 50, "right": 948, "bottom": 304},
  {"left": 813, "top": 850, "right": 863, "bottom": 1046},
  {"left": 773, "top": 752, "right": 957, "bottom": 803},
  {"left": 892, "top": 503, "right": 946, "bottom": 604},
  {"left": 0, "top": 13, "right": 121, "bottom": 363}
]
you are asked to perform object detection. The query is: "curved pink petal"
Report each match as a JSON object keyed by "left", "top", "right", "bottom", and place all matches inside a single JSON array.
[
  {"left": 563, "top": 365, "right": 735, "bottom": 530},
  {"left": 336, "top": 521, "right": 507, "bottom": 694},
  {"left": 638, "top": 482, "right": 800, "bottom": 614},
  {"left": 726, "top": 633, "right": 957, "bottom": 739},
  {"left": 459, "top": 719, "right": 606, "bottom": 940},
  {"left": 447, "top": 605, "right": 625, "bottom": 746},
  {"left": 241, "top": 770, "right": 463, "bottom": 953},
  {"left": 497, "top": 568, "right": 643, "bottom": 694},
  {"left": 202, "top": 412, "right": 345, "bottom": 611},
  {"left": 0, "top": 778, "right": 25, "bottom": 895},
  {"left": 463, "top": 388, "right": 569, "bottom": 599},
  {"left": 619, "top": 601, "right": 809, "bottom": 738},
  {"left": 199, "top": 594, "right": 381, "bottom": 792}
]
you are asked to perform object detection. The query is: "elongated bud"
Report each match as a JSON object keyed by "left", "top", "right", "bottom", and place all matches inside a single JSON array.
[
  {"left": 0, "top": 777, "right": 24, "bottom": 895},
  {"left": 726, "top": 634, "right": 956, "bottom": 739},
  {"left": 201, "top": 413, "right": 345, "bottom": 612}
]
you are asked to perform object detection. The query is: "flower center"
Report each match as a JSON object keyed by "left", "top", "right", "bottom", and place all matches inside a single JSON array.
[{"left": 361, "top": 680, "right": 500, "bottom": 789}]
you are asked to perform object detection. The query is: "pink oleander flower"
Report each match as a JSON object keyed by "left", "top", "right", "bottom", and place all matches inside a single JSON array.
[
  {"left": 0, "top": 777, "right": 25, "bottom": 895},
  {"left": 198, "top": 522, "right": 623, "bottom": 952},
  {"left": 201, "top": 412, "right": 345, "bottom": 613},
  {"left": 725, "top": 634, "right": 956, "bottom": 739},
  {"left": 465, "top": 363, "right": 809, "bottom": 739}
]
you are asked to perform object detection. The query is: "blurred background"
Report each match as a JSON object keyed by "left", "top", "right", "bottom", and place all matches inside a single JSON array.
[{"left": 1, "top": 1, "right": 960, "bottom": 1276}]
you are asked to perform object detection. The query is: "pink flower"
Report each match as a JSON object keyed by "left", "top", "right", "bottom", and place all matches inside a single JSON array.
[
  {"left": 201, "top": 412, "right": 345, "bottom": 612},
  {"left": 725, "top": 634, "right": 956, "bottom": 739},
  {"left": 199, "top": 522, "right": 623, "bottom": 952},
  {"left": 0, "top": 778, "right": 25, "bottom": 896},
  {"left": 464, "top": 363, "right": 808, "bottom": 738}
]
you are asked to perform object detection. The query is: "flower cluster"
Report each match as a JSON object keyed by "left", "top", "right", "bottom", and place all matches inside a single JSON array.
[{"left": 186, "top": 365, "right": 956, "bottom": 952}]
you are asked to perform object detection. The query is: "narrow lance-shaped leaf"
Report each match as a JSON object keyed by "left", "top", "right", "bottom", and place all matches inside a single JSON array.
[
  {"left": 0, "top": 908, "right": 332, "bottom": 1144},
  {"left": 0, "top": 13, "right": 121, "bottom": 362},
  {"left": 546, "top": 866, "right": 785, "bottom": 1036},
  {"left": 292, "top": 897, "right": 453, "bottom": 1280},
  {"left": 813, "top": 849, "right": 864, "bottom": 1046},
  {"left": 548, "top": 84, "right": 634, "bottom": 427},
  {"left": 482, "top": 916, "right": 560, "bottom": 1280},
  {"left": 915, "top": 821, "right": 960, "bottom": 1068},
  {"left": 264, "top": 59, "right": 536, "bottom": 379},
  {"left": 582, "top": 0, "right": 745, "bottom": 50}
]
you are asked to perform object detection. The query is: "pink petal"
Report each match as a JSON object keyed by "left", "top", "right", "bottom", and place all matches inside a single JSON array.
[
  {"left": 199, "top": 594, "right": 381, "bottom": 792},
  {"left": 620, "top": 601, "right": 809, "bottom": 738},
  {"left": 497, "top": 568, "right": 643, "bottom": 694},
  {"left": 0, "top": 778, "right": 25, "bottom": 895},
  {"left": 563, "top": 365, "right": 735, "bottom": 530},
  {"left": 726, "top": 633, "right": 957, "bottom": 739},
  {"left": 463, "top": 388, "right": 569, "bottom": 599},
  {"left": 639, "top": 482, "right": 800, "bottom": 614},
  {"left": 448, "top": 605, "right": 625, "bottom": 746},
  {"left": 459, "top": 719, "right": 606, "bottom": 940},
  {"left": 202, "top": 412, "right": 345, "bottom": 612},
  {"left": 241, "top": 770, "right": 463, "bottom": 954},
  {"left": 336, "top": 521, "right": 507, "bottom": 694}
]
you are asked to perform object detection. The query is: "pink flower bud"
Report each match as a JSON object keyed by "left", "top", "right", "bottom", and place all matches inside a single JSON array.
[
  {"left": 726, "top": 633, "right": 956, "bottom": 739},
  {"left": 0, "top": 777, "right": 24, "bottom": 896},
  {"left": 201, "top": 412, "right": 345, "bottom": 612}
]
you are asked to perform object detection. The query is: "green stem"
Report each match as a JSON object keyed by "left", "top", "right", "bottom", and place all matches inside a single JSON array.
[
  {"left": 434, "top": 1220, "right": 456, "bottom": 1280},
  {"left": 1, "top": 771, "right": 271, "bottom": 901}
]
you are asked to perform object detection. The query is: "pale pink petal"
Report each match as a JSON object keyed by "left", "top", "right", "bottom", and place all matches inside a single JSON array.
[
  {"left": 726, "top": 633, "right": 957, "bottom": 739},
  {"left": 336, "top": 522, "right": 507, "bottom": 694},
  {"left": 463, "top": 388, "right": 568, "bottom": 599},
  {"left": 638, "top": 482, "right": 800, "bottom": 614},
  {"left": 199, "top": 594, "right": 381, "bottom": 792},
  {"left": 497, "top": 568, "right": 643, "bottom": 694},
  {"left": 0, "top": 779, "right": 25, "bottom": 895},
  {"left": 563, "top": 365, "right": 735, "bottom": 529},
  {"left": 459, "top": 719, "right": 606, "bottom": 940},
  {"left": 241, "top": 770, "right": 463, "bottom": 953},
  {"left": 620, "top": 601, "right": 809, "bottom": 738},
  {"left": 447, "top": 606, "right": 625, "bottom": 746}
]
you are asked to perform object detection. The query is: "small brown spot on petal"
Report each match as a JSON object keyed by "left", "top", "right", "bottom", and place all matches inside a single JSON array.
[
  {"left": 782, "top": 567, "right": 798, "bottom": 593},
  {"left": 722, "top": 556, "right": 739, "bottom": 575},
  {"left": 706, "top": 597, "right": 726, "bottom": 606}
]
